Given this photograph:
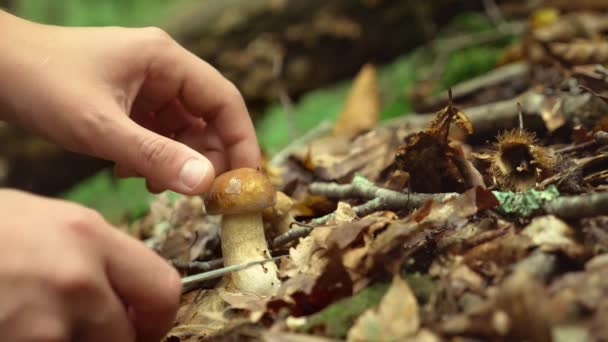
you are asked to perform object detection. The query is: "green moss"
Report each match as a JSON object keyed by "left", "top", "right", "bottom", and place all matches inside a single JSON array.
[
  {"left": 297, "top": 274, "right": 438, "bottom": 339},
  {"left": 493, "top": 185, "right": 560, "bottom": 217},
  {"left": 298, "top": 282, "right": 390, "bottom": 338}
]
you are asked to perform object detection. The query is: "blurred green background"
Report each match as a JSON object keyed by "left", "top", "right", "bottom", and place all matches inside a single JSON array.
[{"left": 0, "top": 0, "right": 516, "bottom": 224}]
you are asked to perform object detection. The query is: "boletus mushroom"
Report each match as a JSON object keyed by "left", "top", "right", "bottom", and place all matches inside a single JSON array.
[
  {"left": 262, "top": 191, "right": 295, "bottom": 236},
  {"left": 205, "top": 168, "right": 280, "bottom": 296}
]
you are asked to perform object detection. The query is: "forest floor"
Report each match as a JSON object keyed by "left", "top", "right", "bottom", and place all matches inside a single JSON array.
[{"left": 124, "top": 8, "right": 608, "bottom": 342}]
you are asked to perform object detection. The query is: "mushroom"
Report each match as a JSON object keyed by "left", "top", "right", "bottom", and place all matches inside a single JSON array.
[
  {"left": 262, "top": 191, "right": 295, "bottom": 236},
  {"left": 204, "top": 168, "right": 280, "bottom": 296}
]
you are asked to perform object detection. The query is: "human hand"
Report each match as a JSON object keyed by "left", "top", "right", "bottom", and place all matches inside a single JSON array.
[
  {"left": 0, "top": 189, "right": 181, "bottom": 341},
  {"left": 0, "top": 11, "right": 261, "bottom": 194}
]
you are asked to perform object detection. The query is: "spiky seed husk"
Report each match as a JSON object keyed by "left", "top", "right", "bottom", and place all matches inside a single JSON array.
[{"left": 489, "top": 129, "right": 555, "bottom": 191}]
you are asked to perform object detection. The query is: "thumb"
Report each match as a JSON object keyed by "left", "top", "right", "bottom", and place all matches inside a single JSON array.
[{"left": 105, "top": 117, "right": 215, "bottom": 195}]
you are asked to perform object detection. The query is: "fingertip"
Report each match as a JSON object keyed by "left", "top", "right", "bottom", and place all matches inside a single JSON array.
[{"left": 176, "top": 156, "right": 215, "bottom": 195}]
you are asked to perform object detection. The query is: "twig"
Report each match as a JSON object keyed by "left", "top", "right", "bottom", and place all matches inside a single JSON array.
[
  {"left": 555, "top": 130, "right": 608, "bottom": 154},
  {"left": 272, "top": 226, "right": 313, "bottom": 248},
  {"left": 180, "top": 256, "right": 284, "bottom": 292},
  {"left": 271, "top": 178, "right": 608, "bottom": 248},
  {"left": 555, "top": 140, "right": 597, "bottom": 154},
  {"left": 171, "top": 258, "right": 224, "bottom": 273},
  {"left": 545, "top": 191, "right": 608, "bottom": 220},
  {"left": 309, "top": 175, "right": 455, "bottom": 211}
]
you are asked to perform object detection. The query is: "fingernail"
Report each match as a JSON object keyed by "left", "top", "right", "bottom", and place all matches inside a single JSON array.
[{"left": 179, "top": 159, "right": 208, "bottom": 190}]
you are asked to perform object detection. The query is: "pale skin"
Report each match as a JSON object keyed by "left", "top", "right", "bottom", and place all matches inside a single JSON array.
[{"left": 0, "top": 10, "right": 261, "bottom": 342}]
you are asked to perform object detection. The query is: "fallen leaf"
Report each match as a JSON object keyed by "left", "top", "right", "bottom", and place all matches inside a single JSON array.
[
  {"left": 333, "top": 63, "right": 380, "bottom": 137},
  {"left": 263, "top": 331, "right": 342, "bottom": 342},
  {"left": 522, "top": 215, "right": 585, "bottom": 259},
  {"left": 347, "top": 276, "right": 420, "bottom": 341},
  {"left": 550, "top": 41, "right": 608, "bottom": 65}
]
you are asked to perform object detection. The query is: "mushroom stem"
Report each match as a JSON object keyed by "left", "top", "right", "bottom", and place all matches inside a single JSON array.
[{"left": 221, "top": 212, "right": 280, "bottom": 296}]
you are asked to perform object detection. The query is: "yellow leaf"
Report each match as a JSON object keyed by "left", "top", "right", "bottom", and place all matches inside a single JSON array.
[
  {"left": 529, "top": 7, "right": 560, "bottom": 30},
  {"left": 333, "top": 63, "right": 380, "bottom": 137}
]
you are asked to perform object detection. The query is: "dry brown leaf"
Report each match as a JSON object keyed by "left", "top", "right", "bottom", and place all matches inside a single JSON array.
[
  {"left": 463, "top": 228, "right": 533, "bottom": 277},
  {"left": 394, "top": 92, "right": 473, "bottom": 193},
  {"left": 522, "top": 215, "right": 586, "bottom": 259},
  {"left": 356, "top": 187, "right": 498, "bottom": 277},
  {"left": 550, "top": 40, "right": 608, "bottom": 65},
  {"left": 495, "top": 270, "right": 555, "bottom": 342},
  {"left": 347, "top": 275, "right": 420, "bottom": 342},
  {"left": 168, "top": 288, "right": 247, "bottom": 340},
  {"left": 325, "top": 202, "right": 356, "bottom": 226},
  {"left": 333, "top": 63, "right": 380, "bottom": 137},
  {"left": 533, "top": 12, "right": 608, "bottom": 43},
  {"left": 300, "top": 128, "right": 397, "bottom": 182},
  {"left": 263, "top": 331, "right": 342, "bottom": 342}
]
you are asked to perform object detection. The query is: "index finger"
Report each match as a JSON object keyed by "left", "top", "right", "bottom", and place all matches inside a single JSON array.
[
  {"left": 146, "top": 38, "right": 261, "bottom": 170},
  {"left": 100, "top": 223, "right": 182, "bottom": 341}
]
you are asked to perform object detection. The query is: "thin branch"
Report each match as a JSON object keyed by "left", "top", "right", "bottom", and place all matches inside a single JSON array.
[
  {"left": 309, "top": 175, "right": 454, "bottom": 211},
  {"left": 272, "top": 226, "right": 313, "bottom": 248},
  {"left": 171, "top": 258, "right": 224, "bottom": 273},
  {"left": 544, "top": 191, "right": 608, "bottom": 220},
  {"left": 180, "top": 256, "right": 284, "bottom": 292},
  {"left": 555, "top": 130, "right": 608, "bottom": 154}
]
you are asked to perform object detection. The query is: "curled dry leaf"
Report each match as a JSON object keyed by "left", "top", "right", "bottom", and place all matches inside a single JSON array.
[
  {"left": 346, "top": 276, "right": 420, "bottom": 342},
  {"left": 394, "top": 91, "right": 474, "bottom": 193}
]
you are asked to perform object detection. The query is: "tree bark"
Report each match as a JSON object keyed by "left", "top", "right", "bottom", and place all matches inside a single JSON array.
[{"left": 164, "top": 0, "right": 487, "bottom": 109}]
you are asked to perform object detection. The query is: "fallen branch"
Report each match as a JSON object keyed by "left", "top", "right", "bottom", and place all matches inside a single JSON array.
[
  {"left": 545, "top": 191, "right": 608, "bottom": 220},
  {"left": 310, "top": 176, "right": 608, "bottom": 222},
  {"left": 382, "top": 91, "right": 547, "bottom": 140},
  {"left": 309, "top": 175, "right": 453, "bottom": 210},
  {"left": 421, "top": 62, "right": 530, "bottom": 110}
]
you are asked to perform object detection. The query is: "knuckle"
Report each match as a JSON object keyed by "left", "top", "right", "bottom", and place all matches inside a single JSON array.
[
  {"left": 138, "top": 136, "right": 174, "bottom": 168},
  {"left": 64, "top": 105, "right": 115, "bottom": 157},
  {"left": 29, "top": 318, "right": 70, "bottom": 342},
  {"left": 64, "top": 207, "right": 104, "bottom": 237},
  {"left": 50, "top": 263, "right": 98, "bottom": 296},
  {"left": 140, "top": 26, "right": 174, "bottom": 46}
]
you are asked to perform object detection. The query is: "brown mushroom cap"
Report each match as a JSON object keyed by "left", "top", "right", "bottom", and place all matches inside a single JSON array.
[{"left": 205, "top": 168, "right": 276, "bottom": 215}]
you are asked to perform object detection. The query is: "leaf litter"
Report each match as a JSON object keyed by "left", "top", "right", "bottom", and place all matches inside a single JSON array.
[{"left": 126, "top": 7, "right": 608, "bottom": 341}]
